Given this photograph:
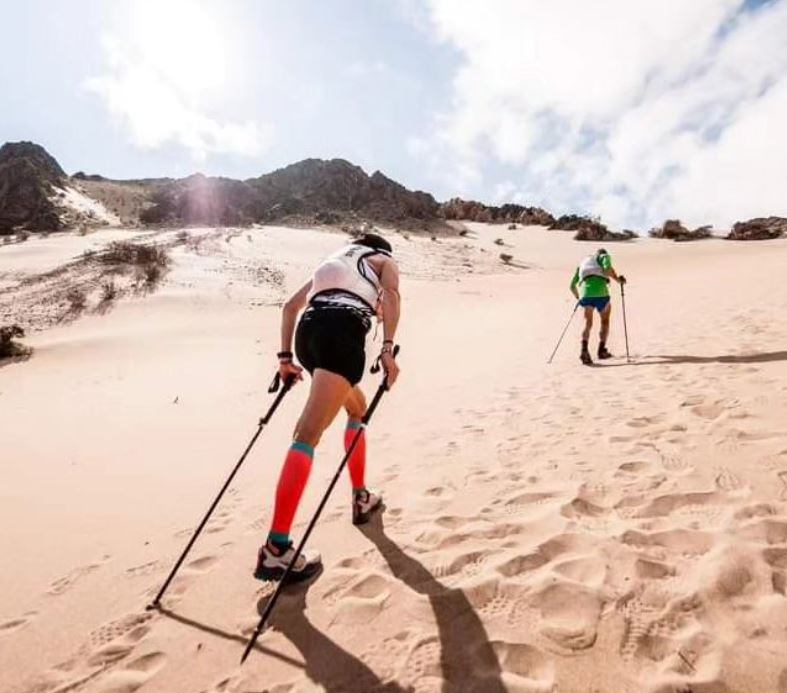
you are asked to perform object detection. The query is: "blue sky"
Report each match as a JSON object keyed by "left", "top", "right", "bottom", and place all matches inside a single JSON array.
[{"left": 2, "top": 0, "right": 786, "bottom": 229}]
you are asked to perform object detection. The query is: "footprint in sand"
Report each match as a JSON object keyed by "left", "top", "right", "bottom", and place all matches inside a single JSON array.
[
  {"left": 488, "top": 641, "right": 555, "bottom": 692},
  {"left": 359, "top": 630, "right": 415, "bottom": 682},
  {"left": 94, "top": 652, "right": 167, "bottom": 693},
  {"left": 531, "top": 580, "right": 604, "bottom": 651},
  {"left": 185, "top": 555, "right": 218, "bottom": 573},
  {"left": 31, "top": 613, "right": 154, "bottom": 693},
  {"left": 659, "top": 453, "right": 692, "bottom": 473},
  {"left": 622, "top": 528, "right": 715, "bottom": 556},
  {"left": 48, "top": 560, "right": 106, "bottom": 596},
  {"left": 714, "top": 466, "right": 747, "bottom": 493},
  {"left": 401, "top": 635, "right": 442, "bottom": 686},
  {"left": 125, "top": 560, "right": 163, "bottom": 578},
  {"left": 88, "top": 613, "right": 154, "bottom": 650},
  {"left": 429, "top": 549, "right": 491, "bottom": 582},
  {"left": 632, "top": 491, "right": 719, "bottom": 519},
  {"left": 0, "top": 611, "right": 37, "bottom": 635},
  {"left": 617, "top": 461, "right": 652, "bottom": 475}
]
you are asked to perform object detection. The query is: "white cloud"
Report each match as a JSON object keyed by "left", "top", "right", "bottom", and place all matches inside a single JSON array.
[
  {"left": 85, "top": 1, "right": 271, "bottom": 160},
  {"left": 420, "top": 0, "right": 787, "bottom": 229}
]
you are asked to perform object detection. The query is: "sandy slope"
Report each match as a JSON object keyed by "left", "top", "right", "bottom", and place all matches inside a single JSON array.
[{"left": 2, "top": 225, "right": 787, "bottom": 693}]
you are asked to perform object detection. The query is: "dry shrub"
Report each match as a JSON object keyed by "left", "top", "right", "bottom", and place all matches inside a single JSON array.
[
  {"left": 0, "top": 325, "right": 31, "bottom": 359},
  {"left": 101, "top": 241, "right": 169, "bottom": 268},
  {"left": 66, "top": 288, "right": 87, "bottom": 312},
  {"left": 101, "top": 279, "right": 118, "bottom": 303}
]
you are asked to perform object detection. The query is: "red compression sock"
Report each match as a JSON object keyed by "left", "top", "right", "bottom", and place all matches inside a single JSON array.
[
  {"left": 268, "top": 442, "right": 314, "bottom": 544},
  {"left": 345, "top": 422, "right": 366, "bottom": 492}
]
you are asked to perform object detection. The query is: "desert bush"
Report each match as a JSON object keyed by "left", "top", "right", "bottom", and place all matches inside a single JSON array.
[
  {"left": 500, "top": 253, "right": 513, "bottom": 264},
  {"left": 0, "top": 325, "right": 31, "bottom": 359},
  {"left": 101, "top": 280, "right": 118, "bottom": 303},
  {"left": 494, "top": 238, "right": 505, "bottom": 246},
  {"left": 144, "top": 263, "right": 163, "bottom": 285},
  {"left": 66, "top": 288, "right": 87, "bottom": 312},
  {"left": 102, "top": 241, "right": 169, "bottom": 268},
  {"left": 17, "top": 230, "right": 30, "bottom": 243}
]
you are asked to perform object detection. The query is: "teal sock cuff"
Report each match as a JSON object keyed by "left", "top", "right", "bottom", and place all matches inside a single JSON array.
[
  {"left": 346, "top": 421, "right": 363, "bottom": 430},
  {"left": 291, "top": 441, "right": 314, "bottom": 457},
  {"left": 268, "top": 531, "right": 289, "bottom": 545}
]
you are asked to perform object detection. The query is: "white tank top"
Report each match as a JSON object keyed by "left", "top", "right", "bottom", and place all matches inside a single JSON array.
[{"left": 307, "top": 244, "right": 385, "bottom": 312}]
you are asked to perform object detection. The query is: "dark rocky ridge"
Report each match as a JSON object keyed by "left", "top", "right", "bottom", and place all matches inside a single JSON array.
[
  {"left": 2, "top": 141, "right": 784, "bottom": 240},
  {"left": 0, "top": 142, "right": 66, "bottom": 232}
]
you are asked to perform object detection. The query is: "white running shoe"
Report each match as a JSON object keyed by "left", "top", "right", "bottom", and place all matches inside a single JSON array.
[
  {"left": 254, "top": 541, "right": 321, "bottom": 582},
  {"left": 353, "top": 488, "right": 382, "bottom": 525}
]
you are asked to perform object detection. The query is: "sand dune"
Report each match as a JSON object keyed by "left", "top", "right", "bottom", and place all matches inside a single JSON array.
[{"left": 2, "top": 224, "right": 787, "bottom": 692}]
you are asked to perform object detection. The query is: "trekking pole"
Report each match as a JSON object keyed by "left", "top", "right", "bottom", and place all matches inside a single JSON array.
[
  {"left": 547, "top": 302, "right": 579, "bottom": 364},
  {"left": 148, "top": 372, "right": 295, "bottom": 610},
  {"left": 620, "top": 282, "right": 631, "bottom": 362},
  {"left": 240, "top": 346, "right": 400, "bottom": 664}
]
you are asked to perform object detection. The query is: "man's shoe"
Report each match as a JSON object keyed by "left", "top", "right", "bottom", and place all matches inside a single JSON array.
[
  {"left": 597, "top": 346, "right": 613, "bottom": 360},
  {"left": 352, "top": 488, "right": 382, "bottom": 525}
]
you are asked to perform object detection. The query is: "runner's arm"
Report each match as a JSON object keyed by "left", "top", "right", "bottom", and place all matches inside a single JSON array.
[
  {"left": 280, "top": 281, "right": 311, "bottom": 351},
  {"left": 379, "top": 259, "right": 400, "bottom": 343},
  {"left": 570, "top": 269, "right": 580, "bottom": 300},
  {"left": 379, "top": 258, "right": 401, "bottom": 386}
]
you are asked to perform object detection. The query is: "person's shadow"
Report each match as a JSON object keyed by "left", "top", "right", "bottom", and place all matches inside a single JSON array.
[
  {"left": 258, "top": 570, "right": 409, "bottom": 692},
  {"left": 599, "top": 350, "right": 787, "bottom": 367},
  {"left": 358, "top": 510, "right": 506, "bottom": 693}
]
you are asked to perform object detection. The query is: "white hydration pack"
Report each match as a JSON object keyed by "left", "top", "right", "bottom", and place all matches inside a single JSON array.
[
  {"left": 578, "top": 253, "right": 609, "bottom": 283},
  {"left": 308, "top": 244, "right": 387, "bottom": 311}
]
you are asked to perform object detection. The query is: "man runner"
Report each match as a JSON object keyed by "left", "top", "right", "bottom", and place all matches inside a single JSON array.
[
  {"left": 570, "top": 248, "right": 626, "bottom": 365},
  {"left": 255, "top": 233, "right": 401, "bottom": 582}
]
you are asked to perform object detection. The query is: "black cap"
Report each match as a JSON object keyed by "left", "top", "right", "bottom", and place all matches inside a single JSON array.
[
  {"left": 355, "top": 233, "right": 392, "bottom": 255},
  {"left": 597, "top": 247, "right": 608, "bottom": 256}
]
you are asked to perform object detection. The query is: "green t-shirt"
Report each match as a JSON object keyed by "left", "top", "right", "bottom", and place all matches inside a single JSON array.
[{"left": 571, "top": 253, "right": 612, "bottom": 298}]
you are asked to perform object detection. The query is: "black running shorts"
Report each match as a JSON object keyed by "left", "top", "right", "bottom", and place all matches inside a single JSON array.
[{"left": 295, "top": 307, "right": 369, "bottom": 386}]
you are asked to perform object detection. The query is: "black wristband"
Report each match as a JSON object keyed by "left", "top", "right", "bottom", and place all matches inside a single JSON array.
[
  {"left": 383, "top": 339, "right": 394, "bottom": 345},
  {"left": 277, "top": 350, "right": 293, "bottom": 360}
]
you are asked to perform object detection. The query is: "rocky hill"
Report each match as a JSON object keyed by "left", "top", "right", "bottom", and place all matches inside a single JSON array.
[
  {"left": 3, "top": 140, "right": 783, "bottom": 240},
  {"left": 0, "top": 142, "right": 66, "bottom": 231}
]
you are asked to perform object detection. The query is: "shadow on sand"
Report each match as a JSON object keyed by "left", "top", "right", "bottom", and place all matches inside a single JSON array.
[
  {"left": 359, "top": 510, "right": 506, "bottom": 693},
  {"left": 599, "top": 350, "right": 787, "bottom": 367},
  {"left": 157, "top": 510, "right": 504, "bottom": 692}
]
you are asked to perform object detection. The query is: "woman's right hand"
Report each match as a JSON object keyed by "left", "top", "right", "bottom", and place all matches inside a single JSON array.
[
  {"left": 381, "top": 351, "right": 400, "bottom": 388},
  {"left": 279, "top": 360, "right": 303, "bottom": 385}
]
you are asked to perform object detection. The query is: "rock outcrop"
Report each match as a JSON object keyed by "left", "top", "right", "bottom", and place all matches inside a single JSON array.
[
  {"left": 549, "top": 214, "right": 635, "bottom": 242},
  {"left": 439, "top": 198, "right": 555, "bottom": 226},
  {"left": 649, "top": 219, "right": 712, "bottom": 242},
  {"left": 0, "top": 141, "right": 66, "bottom": 232},
  {"left": 727, "top": 216, "right": 787, "bottom": 240}
]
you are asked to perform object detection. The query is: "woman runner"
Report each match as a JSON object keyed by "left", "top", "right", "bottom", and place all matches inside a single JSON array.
[{"left": 255, "top": 233, "right": 401, "bottom": 582}]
